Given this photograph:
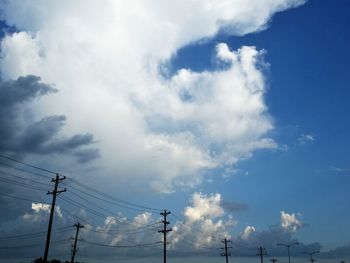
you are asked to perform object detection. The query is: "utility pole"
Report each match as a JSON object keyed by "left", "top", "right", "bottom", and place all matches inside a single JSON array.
[
  {"left": 257, "top": 246, "right": 268, "bottom": 263},
  {"left": 159, "top": 209, "right": 172, "bottom": 263},
  {"left": 270, "top": 258, "right": 278, "bottom": 263},
  {"left": 43, "top": 174, "right": 66, "bottom": 262},
  {"left": 71, "top": 222, "right": 84, "bottom": 263},
  {"left": 221, "top": 238, "right": 232, "bottom": 263}
]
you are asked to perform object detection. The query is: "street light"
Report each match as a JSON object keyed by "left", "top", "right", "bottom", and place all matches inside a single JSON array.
[
  {"left": 277, "top": 242, "right": 299, "bottom": 263},
  {"left": 302, "top": 251, "right": 320, "bottom": 263}
]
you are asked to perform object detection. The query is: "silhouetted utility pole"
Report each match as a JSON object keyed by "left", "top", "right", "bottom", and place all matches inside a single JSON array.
[
  {"left": 159, "top": 209, "right": 172, "bottom": 263},
  {"left": 257, "top": 246, "right": 268, "bottom": 263},
  {"left": 270, "top": 258, "right": 278, "bottom": 263},
  {"left": 43, "top": 174, "right": 66, "bottom": 262},
  {"left": 221, "top": 238, "right": 232, "bottom": 263},
  {"left": 71, "top": 222, "right": 84, "bottom": 263}
]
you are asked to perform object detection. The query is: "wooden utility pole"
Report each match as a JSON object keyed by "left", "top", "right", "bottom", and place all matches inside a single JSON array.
[
  {"left": 71, "top": 222, "right": 84, "bottom": 263},
  {"left": 43, "top": 174, "right": 66, "bottom": 262},
  {"left": 159, "top": 210, "right": 172, "bottom": 263},
  {"left": 257, "top": 246, "right": 268, "bottom": 263},
  {"left": 221, "top": 238, "right": 232, "bottom": 263}
]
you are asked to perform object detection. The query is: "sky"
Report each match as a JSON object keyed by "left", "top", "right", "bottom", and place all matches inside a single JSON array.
[{"left": 0, "top": 0, "right": 349, "bottom": 262}]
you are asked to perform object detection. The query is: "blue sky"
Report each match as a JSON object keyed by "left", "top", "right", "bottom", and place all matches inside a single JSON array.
[
  {"left": 166, "top": 0, "right": 350, "bottom": 247},
  {"left": 0, "top": 0, "right": 349, "bottom": 262}
]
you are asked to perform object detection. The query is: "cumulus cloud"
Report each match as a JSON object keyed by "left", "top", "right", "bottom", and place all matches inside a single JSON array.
[
  {"left": 184, "top": 192, "right": 224, "bottom": 223},
  {"left": 0, "top": 0, "right": 305, "bottom": 191},
  {"left": 280, "top": 211, "right": 303, "bottom": 232},
  {"left": 240, "top": 225, "right": 256, "bottom": 240},
  {"left": 281, "top": 211, "right": 303, "bottom": 232},
  {"left": 170, "top": 192, "right": 236, "bottom": 250}
]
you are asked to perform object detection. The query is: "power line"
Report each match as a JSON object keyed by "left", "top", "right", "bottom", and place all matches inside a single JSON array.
[
  {"left": 171, "top": 213, "right": 216, "bottom": 238},
  {"left": 0, "top": 177, "right": 48, "bottom": 191},
  {"left": 0, "top": 239, "right": 69, "bottom": 249},
  {"left": 79, "top": 239, "right": 162, "bottom": 248},
  {"left": 84, "top": 221, "right": 161, "bottom": 235},
  {"left": 76, "top": 251, "right": 162, "bottom": 262},
  {"left": 62, "top": 191, "right": 159, "bottom": 228},
  {"left": 0, "top": 155, "right": 162, "bottom": 214},
  {"left": 67, "top": 178, "right": 162, "bottom": 212},
  {"left": 62, "top": 181, "right": 159, "bottom": 213},
  {"left": 60, "top": 196, "right": 108, "bottom": 220},
  {"left": 0, "top": 192, "right": 48, "bottom": 202},
  {"left": 0, "top": 161, "right": 51, "bottom": 179},
  {"left": 0, "top": 169, "right": 52, "bottom": 187},
  {"left": 0, "top": 192, "right": 96, "bottom": 227},
  {"left": 0, "top": 154, "right": 57, "bottom": 175},
  {"left": 0, "top": 227, "right": 71, "bottom": 240}
]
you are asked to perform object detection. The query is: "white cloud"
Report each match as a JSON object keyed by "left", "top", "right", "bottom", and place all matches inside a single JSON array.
[
  {"left": 184, "top": 192, "right": 224, "bottom": 223},
  {"left": 0, "top": 0, "right": 305, "bottom": 192},
  {"left": 240, "top": 225, "right": 256, "bottom": 239},
  {"left": 171, "top": 192, "right": 236, "bottom": 249},
  {"left": 298, "top": 133, "right": 315, "bottom": 144},
  {"left": 280, "top": 211, "right": 303, "bottom": 232},
  {"left": 22, "top": 202, "right": 63, "bottom": 223},
  {"left": 31, "top": 202, "right": 50, "bottom": 213}
]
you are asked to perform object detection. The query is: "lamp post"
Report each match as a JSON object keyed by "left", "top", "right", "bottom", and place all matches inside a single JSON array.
[
  {"left": 277, "top": 242, "right": 299, "bottom": 263},
  {"left": 302, "top": 250, "right": 320, "bottom": 263}
]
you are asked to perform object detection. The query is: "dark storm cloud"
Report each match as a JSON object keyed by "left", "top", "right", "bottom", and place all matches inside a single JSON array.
[
  {"left": 0, "top": 75, "right": 57, "bottom": 107},
  {"left": 222, "top": 201, "right": 248, "bottom": 212},
  {"left": 0, "top": 75, "right": 99, "bottom": 161}
]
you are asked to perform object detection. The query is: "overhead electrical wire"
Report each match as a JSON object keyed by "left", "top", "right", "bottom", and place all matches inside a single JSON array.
[
  {"left": 0, "top": 177, "right": 48, "bottom": 191},
  {"left": 62, "top": 181, "right": 158, "bottom": 213},
  {"left": 60, "top": 196, "right": 108, "bottom": 220},
  {"left": 0, "top": 239, "right": 69, "bottom": 249},
  {"left": 0, "top": 154, "right": 57, "bottom": 175},
  {"left": 67, "top": 177, "right": 162, "bottom": 212},
  {"left": 79, "top": 239, "right": 162, "bottom": 248},
  {"left": 0, "top": 226, "right": 71, "bottom": 240},
  {"left": 0, "top": 154, "right": 162, "bottom": 214},
  {"left": 0, "top": 161, "right": 52, "bottom": 179},
  {"left": 0, "top": 169, "right": 52, "bottom": 187},
  {"left": 170, "top": 212, "right": 219, "bottom": 240},
  {"left": 64, "top": 189, "right": 161, "bottom": 227}
]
